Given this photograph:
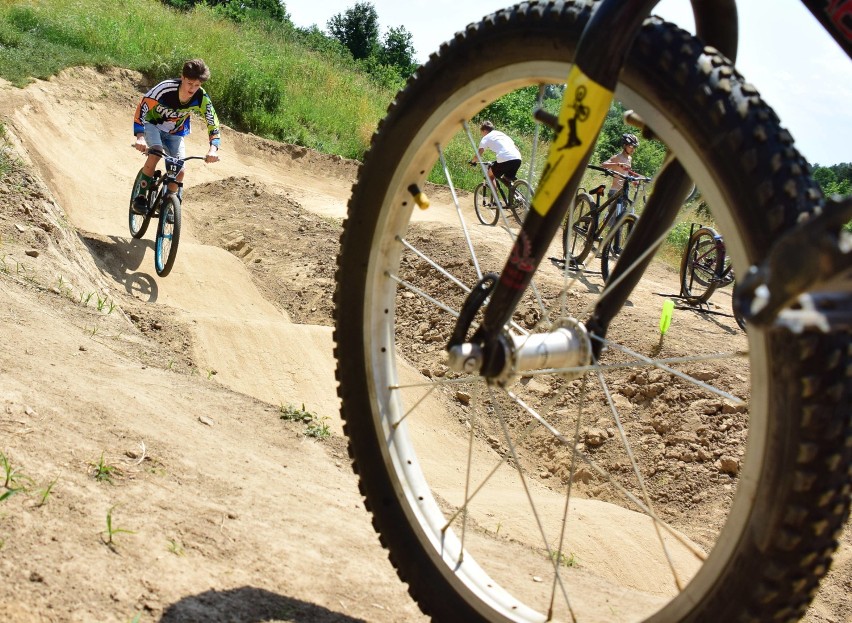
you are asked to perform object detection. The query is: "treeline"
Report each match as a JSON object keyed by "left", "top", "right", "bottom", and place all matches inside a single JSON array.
[
  {"left": 813, "top": 162, "right": 852, "bottom": 196},
  {"left": 160, "top": 0, "right": 417, "bottom": 90}
]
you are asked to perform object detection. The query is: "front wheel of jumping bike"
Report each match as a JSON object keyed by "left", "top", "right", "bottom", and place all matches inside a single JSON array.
[
  {"left": 128, "top": 170, "right": 153, "bottom": 239},
  {"left": 334, "top": 3, "right": 849, "bottom": 622},
  {"left": 154, "top": 194, "right": 181, "bottom": 277}
]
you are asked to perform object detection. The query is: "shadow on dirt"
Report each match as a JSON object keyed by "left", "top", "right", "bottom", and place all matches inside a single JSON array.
[
  {"left": 548, "top": 256, "right": 636, "bottom": 307},
  {"left": 79, "top": 232, "right": 159, "bottom": 302},
  {"left": 159, "top": 587, "right": 367, "bottom": 623}
]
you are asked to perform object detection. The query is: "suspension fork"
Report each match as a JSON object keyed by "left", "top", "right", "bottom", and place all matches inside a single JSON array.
[{"left": 462, "top": 0, "right": 739, "bottom": 376}]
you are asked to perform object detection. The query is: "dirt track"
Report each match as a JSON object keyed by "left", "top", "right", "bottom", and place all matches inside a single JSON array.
[{"left": 0, "top": 66, "right": 848, "bottom": 623}]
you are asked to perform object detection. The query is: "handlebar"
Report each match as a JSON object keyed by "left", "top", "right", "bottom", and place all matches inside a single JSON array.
[
  {"left": 587, "top": 164, "right": 652, "bottom": 184},
  {"left": 145, "top": 149, "right": 207, "bottom": 165},
  {"left": 131, "top": 145, "right": 211, "bottom": 165}
]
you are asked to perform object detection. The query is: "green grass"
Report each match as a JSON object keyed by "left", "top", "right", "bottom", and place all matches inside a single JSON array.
[
  {"left": 0, "top": 451, "right": 57, "bottom": 506},
  {"left": 90, "top": 452, "right": 122, "bottom": 484},
  {"left": 0, "top": 0, "right": 393, "bottom": 159},
  {"left": 1, "top": 450, "right": 34, "bottom": 500},
  {"left": 279, "top": 403, "right": 331, "bottom": 440},
  {"left": 101, "top": 505, "right": 136, "bottom": 548}
]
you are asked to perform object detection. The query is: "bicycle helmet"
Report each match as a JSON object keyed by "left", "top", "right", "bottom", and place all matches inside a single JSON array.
[{"left": 622, "top": 133, "right": 639, "bottom": 147}]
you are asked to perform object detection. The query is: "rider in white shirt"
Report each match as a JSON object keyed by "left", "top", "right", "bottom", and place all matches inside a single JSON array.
[{"left": 471, "top": 120, "right": 523, "bottom": 186}]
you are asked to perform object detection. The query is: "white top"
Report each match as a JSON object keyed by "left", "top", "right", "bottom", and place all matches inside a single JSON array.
[{"left": 479, "top": 130, "right": 522, "bottom": 163}]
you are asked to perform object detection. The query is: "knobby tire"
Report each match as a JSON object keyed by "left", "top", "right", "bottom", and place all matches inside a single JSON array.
[
  {"left": 128, "top": 170, "right": 152, "bottom": 239},
  {"left": 154, "top": 194, "right": 181, "bottom": 277}
]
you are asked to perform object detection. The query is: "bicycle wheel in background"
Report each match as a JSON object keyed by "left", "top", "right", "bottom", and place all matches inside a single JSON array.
[
  {"left": 562, "top": 191, "right": 595, "bottom": 264},
  {"left": 473, "top": 182, "right": 500, "bottom": 225},
  {"left": 733, "top": 300, "right": 747, "bottom": 332},
  {"left": 680, "top": 227, "right": 722, "bottom": 304},
  {"left": 600, "top": 213, "right": 636, "bottom": 282},
  {"left": 334, "top": 3, "right": 848, "bottom": 622},
  {"left": 154, "top": 194, "right": 181, "bottom": 277},
  {"left": 510, "top": 179, "right": 533, "bottom": 225},
  {"left": 128, "top": 170, "right": 152, "bottom": 239}
]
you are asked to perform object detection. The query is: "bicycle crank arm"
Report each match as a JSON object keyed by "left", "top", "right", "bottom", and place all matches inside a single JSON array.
[
  {"left": 447, "top": 319, "right": 591, "bottom": 384},
  {"left": 735, "top": 194, "right": 852, "bottom": 330}
]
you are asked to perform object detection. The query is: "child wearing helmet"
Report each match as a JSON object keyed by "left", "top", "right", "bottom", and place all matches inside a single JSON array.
[{"left": 600, "top": 133, "right": 639, "bottom": 196}]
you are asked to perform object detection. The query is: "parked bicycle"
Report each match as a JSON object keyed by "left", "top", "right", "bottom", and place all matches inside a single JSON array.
[
  {"left": 128, "top": 150, "right": 205, "bottom": 277},
  {"left": 562, "top": 164, "right": 650, "bottom": 280},
  {"left": 471, "top": 160, "right": 533, "bottom": 226},
  {"left": 679, "top": 223, "right": 746, "bottom": 330},
  {"left": 334, "top": 1, "right": 851, "bottom": 621}
]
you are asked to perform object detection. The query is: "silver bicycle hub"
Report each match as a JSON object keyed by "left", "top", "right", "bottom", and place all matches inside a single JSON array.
[{"left": 447, "top": 318, "right": 592, "bottom": 382}]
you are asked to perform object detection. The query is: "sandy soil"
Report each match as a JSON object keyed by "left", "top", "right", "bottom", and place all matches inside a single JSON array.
[{"left": 0, "top": 66, "right": 847, "bottom": 623}]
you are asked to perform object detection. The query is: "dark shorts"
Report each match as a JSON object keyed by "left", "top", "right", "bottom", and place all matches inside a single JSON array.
[{"left": 491, "top": 159, "right": 522, "bottom": 182}]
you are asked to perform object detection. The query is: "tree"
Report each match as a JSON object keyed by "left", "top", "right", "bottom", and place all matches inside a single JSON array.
[
  {"left": 378, "top": 25, "right": 416, "bottom": 75},
  {"left": 160, "top": 0, "right": 290, "bottom": 23},
  {"left": 813, "top": 163, "right": 852, "bottom": 196},
  {"left": 327, "top": 2, "right": 379, "bottom": 60}
]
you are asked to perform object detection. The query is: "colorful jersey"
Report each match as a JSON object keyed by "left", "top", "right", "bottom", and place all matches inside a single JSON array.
[{"left": 133, "top": 79, "right": 221, "bottom": 146}]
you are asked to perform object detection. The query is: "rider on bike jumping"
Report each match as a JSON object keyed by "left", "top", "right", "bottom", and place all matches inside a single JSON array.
[
  {"left": 470, "top": 120, "right": 523, "bottom": 187},
  {"left": 130, "top": 58, "right": 221, "bottom": 214}
]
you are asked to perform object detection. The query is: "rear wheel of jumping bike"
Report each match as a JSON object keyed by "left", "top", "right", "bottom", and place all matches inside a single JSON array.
[
  {"left": 154, "top": 194, "right": 181, "bottom": 277},
  {"left": 562, "top": 191, "right": 595, "bottom": 264},
  {"left": 334, "top": 3, "right": 848, "bottom": 622},
  {"left": 680, "top": 226, "right": 723, "bottom": 305},
  {"left": 510, "top": 179, "right": 532, "bottom": 225},
  {"left": 600, "top": 212, "right": 636, "bottom": 283},
  {"left": 128, "top": 170, "right": 153, "bottom": 239},
  {"left": 473, "top": 181, "right": 500, "bottom": 226}
]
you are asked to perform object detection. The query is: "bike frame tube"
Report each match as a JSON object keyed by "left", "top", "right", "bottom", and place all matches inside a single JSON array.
[
  {"left": 801, "top": 0, "right": 852, "bottom": 59},
  {"left": 473, "top": 0, "right": 739, "bottom": 372}
]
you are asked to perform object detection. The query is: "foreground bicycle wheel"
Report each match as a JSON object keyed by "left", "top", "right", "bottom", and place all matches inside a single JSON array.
[
  {"left": 154, "top": 194, "right": 181, "bottom": 277},
  {"left": 334, "top": 3, "right": 850, "bottom": 622}
]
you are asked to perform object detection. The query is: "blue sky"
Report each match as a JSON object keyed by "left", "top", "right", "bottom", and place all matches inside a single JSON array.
[{"left": 283, "top": 0, "right": 851, "bottom": 166}]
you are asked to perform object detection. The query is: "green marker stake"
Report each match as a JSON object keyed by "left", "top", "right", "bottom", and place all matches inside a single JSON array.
[{"left": 659, "top": 299, "right": 675, "bottom": 335}]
